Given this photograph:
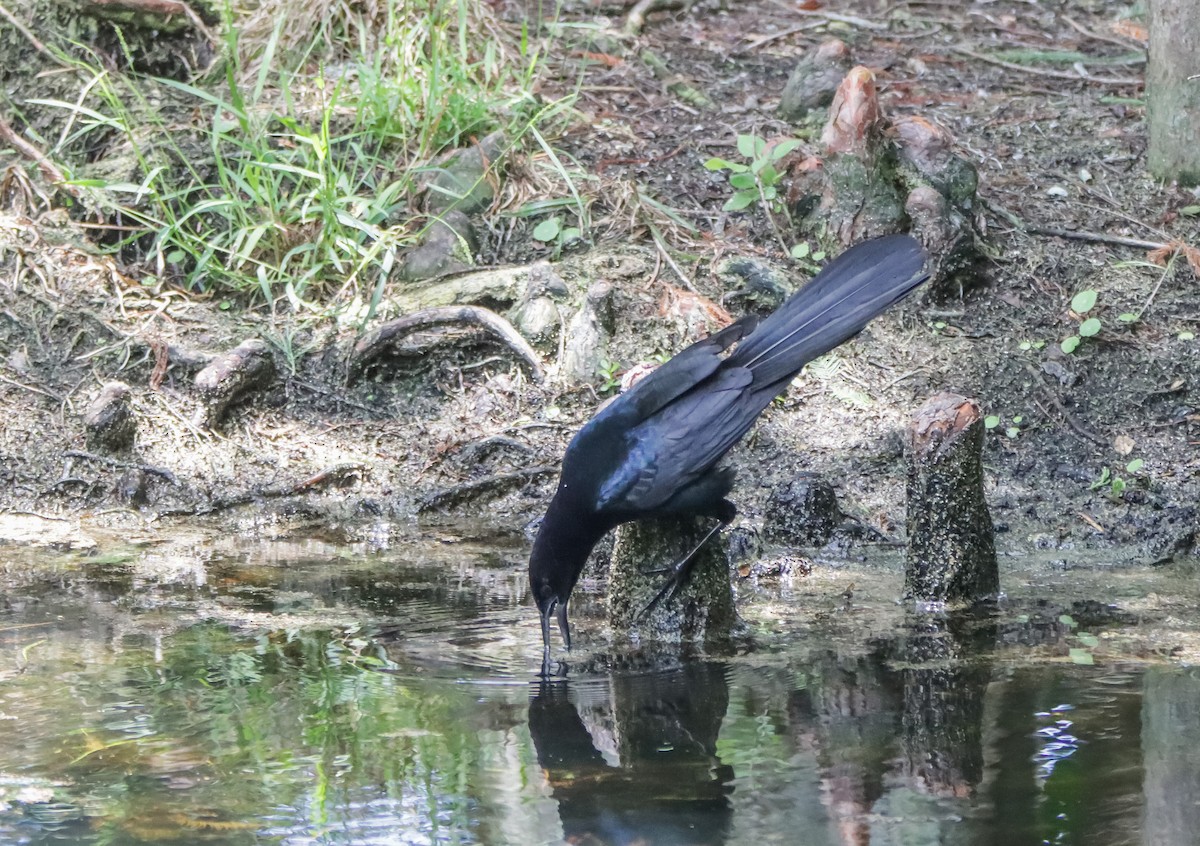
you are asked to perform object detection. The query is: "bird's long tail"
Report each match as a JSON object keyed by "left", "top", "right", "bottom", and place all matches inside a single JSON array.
[{"left": 727, "top": 234, "right": 929, "bottom": 387}]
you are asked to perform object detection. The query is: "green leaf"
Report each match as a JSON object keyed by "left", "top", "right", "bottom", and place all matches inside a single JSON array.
[
  {"left": 984, "top": 415, "right": 1000, "bottom": 429},
  {"left": 812, "top": 251, "right": 825, "bottom": 261},
  {"left": 533, "top": 217, "right": 562, "bottom": 241},
  {"left": 1059, "top": 614, "right": 1077, "bottom": 628},
  {"left": 1125, "top": 458, "right": 1144, "bottom": 473},
  {"left": 729, "top": 172, "right": 756, "bottom": 190},
  {"left": 1061, "top": 336, "right": 1081, "bottom": 354},
  {"left": 790, "top": 242, "right": 811, "bottom": 259},
  {"left": 771, "top": 139, "right": 801, "bottom": 160},
  {"left": 1079, "top": 317, "right": 1102, "bottom": 337},
  {"left": 1180, "top": 204, "right": 1200, "bottom": 216},
  {"left": 704, "top": 157, "right": 733, "bottom": 171},
  {"left": 1077, "top": 632, "right": 1100, "bottom": 648},
  {"left": 1005, "top": 426, "right": 1021, "bottom": 439},
  {"left": 762, "top": 185, "right": 777, "bottom": 201},
  {"left": 1110, "top": 477, "right": 1126, "bottom": 497},
  {"left": 1069, "top": 648, "right": 1095, "bottom": 665},
  {"left": 736, "top": 134, "right": 758, "bottom": 158},
  {"left": 723, "top": 191, "right": 756, "bottom": 212},
  {"left": 1118, "top": 312, "right": 1138, "bottom": 323},
  {"left": 758, "top": 163, "right": 779, "bottom": 185},
  {"left": 1180, "top": 331, "right": 1196, "bottom": 341},
  {"left": 1071, "top": 289, "right": 1098, "bottom": 313},
  {"left": 1012, "top": 415, "right": 1023, "bottom": 424},
  {"left": 1019, "top": 341, "right": 1032, "bottom": 350}
]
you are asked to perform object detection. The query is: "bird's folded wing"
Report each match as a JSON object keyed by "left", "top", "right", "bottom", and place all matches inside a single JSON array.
[
  {"left": 590, "top": 317, "right": 754, "bottom": 429},
  {"left": 597, "top": 367, "right": 757, "bottom": 512}
]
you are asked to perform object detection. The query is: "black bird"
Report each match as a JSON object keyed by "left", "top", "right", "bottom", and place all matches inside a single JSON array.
[{"left": 529, "top": 234, "right": 929, "bottom": 661}]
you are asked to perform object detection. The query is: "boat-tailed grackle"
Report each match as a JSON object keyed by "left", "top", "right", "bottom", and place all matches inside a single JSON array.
[{"left": 529, "top": 234, "right": 929, "bottom": 665}]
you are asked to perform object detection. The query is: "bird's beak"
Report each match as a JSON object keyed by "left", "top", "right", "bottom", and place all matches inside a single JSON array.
[
  {"left": 539, "top": 596, "right": 572, "bottom": 654},
  {"left": 556, "top": 600, "right": 571, "bottom": 651}
]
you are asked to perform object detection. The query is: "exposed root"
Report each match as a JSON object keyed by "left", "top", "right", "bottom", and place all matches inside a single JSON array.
[
  {"left": 418, "top": 465, "right": 555, "bottom": 512},
  {"left": 348, "top": 305, "right": 545, "bottom": 384}
]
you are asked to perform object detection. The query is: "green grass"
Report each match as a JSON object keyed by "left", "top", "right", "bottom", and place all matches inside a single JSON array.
[{"left": 32, "top": 0, "right": 567, "bottom": 315}]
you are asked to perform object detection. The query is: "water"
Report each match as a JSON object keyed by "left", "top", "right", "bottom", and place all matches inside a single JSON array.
[{"left": 0, "top": 522, "right": 1197, "bottom": 845}]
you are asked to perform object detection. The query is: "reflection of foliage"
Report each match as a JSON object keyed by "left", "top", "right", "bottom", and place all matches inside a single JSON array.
[
  {"left": 2, "top": 623, "right": 541, "bottom": 844},
  {"left": 716, "top": 709, "right": 789, "bottom": 790}
]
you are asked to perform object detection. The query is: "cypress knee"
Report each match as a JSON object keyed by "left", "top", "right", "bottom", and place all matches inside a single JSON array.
[
  {"left": 905, "top": 393, "right": 998, "bottom": 602},
  {"left": 608, "top": 518, "right": 736, "bottom": 644}
]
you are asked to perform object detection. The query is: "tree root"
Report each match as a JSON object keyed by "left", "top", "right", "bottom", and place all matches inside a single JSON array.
[
  {"left": 418, "top": 465, "right": 555, "bottom": 512},
  {"left": 348, "top": 305, "right": 545, "bottom": 384}
]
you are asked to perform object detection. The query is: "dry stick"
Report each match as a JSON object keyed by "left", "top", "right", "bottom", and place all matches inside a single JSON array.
[
  {"left": 762, "top": 0, "right": 885, "bottom": 30},
  {"left": 0, "top": 372, "right": 63, "bottom": 402},
  {"left": 735, "top": 20, "right": 827, "bottom": 54},
  {"left": 63, "top": 450, "right": 180, "bottom": 485},
  {"left": 1025, "top": 226, "right": 1168, "bottom": 251},
  {"left": 649, "top": 227, "right": 701, "bottom": 294},
  {"left": 418, "top": 465, "right": 556, "bottom": 511},
  {"left": 1024, "top": 363, "right": 1108, "bottom": 446},
  {"left": 1061, "top": 14, "right": 1147, "bottom": 52},
  {"left": 0, "top": 117, "right": 83, "bottom": 200},
  {"left": 951, "top": 46, "right": 1142, "bottom": 86},
  {"left": 0, "top": 2, "right": 70, "bottom": 66}
]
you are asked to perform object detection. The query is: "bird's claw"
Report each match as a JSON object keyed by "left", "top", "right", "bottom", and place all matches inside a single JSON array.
[{"left": 637, "top": 571, "right": 686, "bottom": 621}]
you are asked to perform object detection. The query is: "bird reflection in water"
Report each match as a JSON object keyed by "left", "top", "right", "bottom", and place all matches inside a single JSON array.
[{"left": 528, "top": 661, "right": 733, "bottom": 846}]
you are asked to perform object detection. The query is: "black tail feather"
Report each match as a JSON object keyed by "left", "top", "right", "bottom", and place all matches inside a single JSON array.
[{"left": 728, "top": 234, "right": 928, "bottom": 387}]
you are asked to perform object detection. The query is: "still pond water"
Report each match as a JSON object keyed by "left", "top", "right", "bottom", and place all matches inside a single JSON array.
[{"left": 0, "top": 523, "right": 1197, "bottom": 845}]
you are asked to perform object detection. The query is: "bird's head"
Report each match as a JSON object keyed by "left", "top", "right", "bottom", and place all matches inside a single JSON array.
[{"left": 529, "top": 505, "right": 589, "bottom": 667}]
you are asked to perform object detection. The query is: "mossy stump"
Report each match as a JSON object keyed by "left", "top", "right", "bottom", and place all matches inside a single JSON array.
[
  {"left": 608, "top": 517, "right": 736, "bottom": 644},
  {"left": 905, "top": 393, "right": 998, "bottom": 602}
]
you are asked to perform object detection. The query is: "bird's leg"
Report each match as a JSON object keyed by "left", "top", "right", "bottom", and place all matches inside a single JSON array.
[{"left": 638, "top": 514, "right": 732, "bottom": 619}]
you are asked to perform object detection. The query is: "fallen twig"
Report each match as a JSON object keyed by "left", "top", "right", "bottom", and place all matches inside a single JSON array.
[
  {"left": 764, "top": 0, "right": 885, "bottom": 31},
  {"left": 1024, "top": 364, "right": 1108, "bottom": 446},
  {"left": 63, "top": 450, "right": 180, "bottom": 485},
  {"left": 0, "top": 117, "right": 84, "bottom": 200},
  {"left": 1025, "top": 226, "right": 1168, "bottom": 251},
  {"left": 418, "top": 465, "right": 556, "bottom": 511},
  {"left": 951, "top": 46, "right": 1142, "bottom": 86}
]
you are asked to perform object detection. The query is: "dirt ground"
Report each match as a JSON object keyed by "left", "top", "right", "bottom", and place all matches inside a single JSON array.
[{"left": 0, "top": 0, "right": 1197, "bottom": 567}]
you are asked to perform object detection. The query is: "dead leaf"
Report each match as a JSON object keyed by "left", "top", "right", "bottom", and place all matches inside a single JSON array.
[{"left": 1112, "top": 434, "right": 1135, "bottom": 456}]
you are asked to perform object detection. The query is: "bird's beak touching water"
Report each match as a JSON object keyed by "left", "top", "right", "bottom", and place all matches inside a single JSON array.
[{"left": 539, "top": 596, "right": 571, "bottom": 660}]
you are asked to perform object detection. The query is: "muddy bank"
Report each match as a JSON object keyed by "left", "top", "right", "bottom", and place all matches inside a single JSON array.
[{"left": 1, "top": 0, "right": 1198, "bottom": 568}]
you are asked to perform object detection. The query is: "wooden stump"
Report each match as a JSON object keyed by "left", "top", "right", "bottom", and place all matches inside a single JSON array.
[
  {"left": 905, "top": 393, "right": 998, "bottom": 602},
  {"left": 607, "top": 517, "right": 736, "bottom": 644}
]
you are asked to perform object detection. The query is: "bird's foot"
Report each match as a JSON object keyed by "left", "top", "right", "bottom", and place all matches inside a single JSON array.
[{"left": 637, "top": 518, "right": 730, "bottom": 620}]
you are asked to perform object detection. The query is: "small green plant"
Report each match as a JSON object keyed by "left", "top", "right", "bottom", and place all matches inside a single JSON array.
[
  {"left": 1061, "top": 289, "right": 1102, "bottom": 353},
  {"left": 1061, "top": 288, "right": 1139, "bottom": 353},
  {"left": 789, "top": 241, "right": 826, "bottom": 274},
  {"left": 704, "top": 134, "right": 799, "bottom": 214},
  {"left": 1018, "top": 339, "right": 1046, "bottom": 351},
  {"left": 984, "top": 413, "right": 1023, "bottom": 439},
  {"left": 531, "top": 214, "right": 582, "bottom": 258},
  {"left": 598, "top": 359, "right": 623, "bottom": 394},
  {"left": 1089, "top": 458, "right": 1145, "bottom": 501}
]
